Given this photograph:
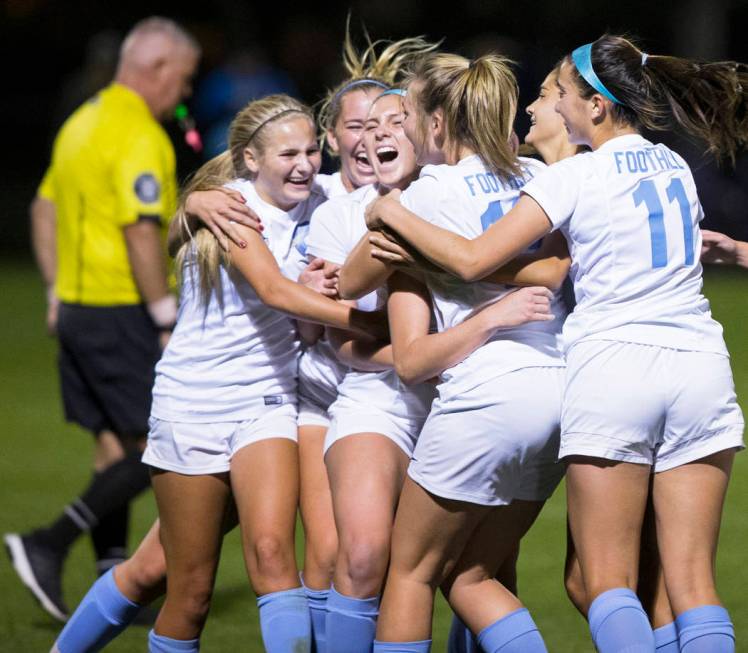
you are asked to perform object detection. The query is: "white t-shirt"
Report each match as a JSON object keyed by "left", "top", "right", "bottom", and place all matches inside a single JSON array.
[
  {"left": 296, "top": 171, "right": 351, "bottom": 405},
  {"left": 151, "top": 179, "right": 327, "bottom": 422},
  {"left": 521, "top": 134, "right": 727, "bottom": 355},
  {"left": 306, "top": 184, "right": 435, "bottom": 419},
  {"left": 400, "top": 155, "right": 566, "bottom": 400}
]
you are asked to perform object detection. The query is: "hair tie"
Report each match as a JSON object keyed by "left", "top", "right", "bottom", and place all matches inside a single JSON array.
[
  {"left": 468, "top": 59, "right": 477, "bottom": 70},
  {"left": 641, "top": 52, "right": 649, "bottom": 66},
  {"left": 571, "top": 43, "right": 621, "bottom": 104}
]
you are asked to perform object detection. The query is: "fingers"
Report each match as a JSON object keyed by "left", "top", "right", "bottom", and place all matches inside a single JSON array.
[
  {"left": 371, "top": 248, "right": 406, "bottom": 264},
  {"left": 305, "top": 257, "right": 325, "bottom": 271},
  {"left": 207, "top": 221, "right": 231, "bottom": 252}
]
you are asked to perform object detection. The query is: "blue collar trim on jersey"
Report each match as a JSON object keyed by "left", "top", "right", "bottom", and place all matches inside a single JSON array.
[{"left": 571, "top": 43, "right": 621, "bottom": 105}]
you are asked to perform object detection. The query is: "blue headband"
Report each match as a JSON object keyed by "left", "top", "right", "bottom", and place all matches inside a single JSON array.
[
  {"left": 333, "top": 79, "right": 389, "bottom": 104},
  {"left": 377, "top": 88, "right": 406, "bottom": 98},
  {"left": 571, "top": 43, "right": 621, "bottom": 105}
]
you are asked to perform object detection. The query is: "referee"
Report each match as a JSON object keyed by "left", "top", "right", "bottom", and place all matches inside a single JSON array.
[{"left": 5, "top": 17, "right": 200, "bottom": 622}]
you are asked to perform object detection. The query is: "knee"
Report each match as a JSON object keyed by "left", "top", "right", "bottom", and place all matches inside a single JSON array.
[
  {"left": 306, "top": 530, "right": 338, "bottom": 576},
  {"left": 250, "top": 534, "right": 296, "bottom": 582},
  {"left": 124, "top": 552, "right": 167, "bottom": 602},
  {"left": 338, "top": 535, "right": 389, "bottom": 592},
  {"left": 167, "top": 572, "right": 215, "bottom": 628}
]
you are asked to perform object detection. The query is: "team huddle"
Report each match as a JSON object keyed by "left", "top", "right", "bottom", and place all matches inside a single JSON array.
[{"left": 27, "top": 17, "right": 748, "bottom": 653}]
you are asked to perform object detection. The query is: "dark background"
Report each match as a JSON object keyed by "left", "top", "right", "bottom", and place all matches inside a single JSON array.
[{"left": 2, "top": 0, "right": 747, "bottom": 257}]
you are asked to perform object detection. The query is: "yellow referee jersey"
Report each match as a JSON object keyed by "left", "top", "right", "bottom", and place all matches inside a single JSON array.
[{"left": 43, "top": 83, "right": 177, "bottom": 305}]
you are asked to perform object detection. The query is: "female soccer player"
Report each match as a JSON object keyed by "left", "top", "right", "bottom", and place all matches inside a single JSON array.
[
  {"left": 143, "top": 94, "right": 385, "bottom": 653},
  {"left": 366, "top": 36, "right": 746, "bottom": 653},
  {"left": 342, "top": 52, "right": 569, "bottom": 653},
  {"left": 294, "top": 32, "right": 438, "bottom": 652}
]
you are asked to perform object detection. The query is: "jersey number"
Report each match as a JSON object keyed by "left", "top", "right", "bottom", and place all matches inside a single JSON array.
[
  {"left": 480, "top": 198, "right": 518, "bottom": 231},
  {"left": 632, "top": 178, "right": 694, "bottom": 268},
  {"left": 480, "top": 198, "right": 540, "bottom": 251}
]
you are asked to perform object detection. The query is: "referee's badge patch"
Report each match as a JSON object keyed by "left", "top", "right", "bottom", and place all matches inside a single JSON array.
[{"left": 134, "top": 173, "right": 161, "bottom": 203}]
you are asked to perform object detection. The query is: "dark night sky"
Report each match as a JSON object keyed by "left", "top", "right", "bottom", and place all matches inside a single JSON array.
[{"left": 2, "top": 0, "right": 747, "bottom": 254}]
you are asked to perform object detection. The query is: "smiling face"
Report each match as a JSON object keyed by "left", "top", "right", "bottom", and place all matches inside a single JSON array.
[
  {"left": 363, "top": 94, "right": 419, "bottom": 191},
  {"left": 402, "top": 81, "right": 445, "bottom": 167},
  {"left": 525, "top": 71, "right": 567, "bottom": 149},
  {"left": 554, "top": 61, "right": 596, "bottom": 147},
  {"left": 326, "top": 87, "right": 381, "bottom": 191},
  {"left": 244, "top": 115, "right": 322, "bottom": 211}
]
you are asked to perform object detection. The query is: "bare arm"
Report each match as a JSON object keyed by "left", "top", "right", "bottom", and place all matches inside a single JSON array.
[
  {"left": 30, "top": 196, "right": 59, "bottom": 334},
  {"left": 366, "top": 192, "right": 553, "bottom": 282},
  {"left": 229, "top": 224, "right": 386, "bottom": 338},
  {"left": 168, "top": 187, "right": 264, "bottom": 257},
  {"left": 388, "top": 273, "right": 554, "bottom": 386},
  {"left": 701, "top": 229, "right": 748, "bottom": 268},
  {"left": 337, "top": 230, "right": 393, "bottom": 300},
  {"left": 327, "top": 302, "right": 393, "bottom": 372}
]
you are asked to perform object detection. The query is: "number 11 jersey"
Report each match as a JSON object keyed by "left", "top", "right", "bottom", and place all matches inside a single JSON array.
[{"left": 522, "top": 133, "right": 727, "bottom": 355}]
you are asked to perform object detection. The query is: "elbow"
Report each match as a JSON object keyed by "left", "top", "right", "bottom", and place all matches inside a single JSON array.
[
  {"left": 546, "top": 260, "right": 571, "bottom": 292},
  {"left": 256, "top": 278, "right": 288, "bottom": 312},
  {"left": 394, "top": 358, "right": 423, "bottom": 387}
]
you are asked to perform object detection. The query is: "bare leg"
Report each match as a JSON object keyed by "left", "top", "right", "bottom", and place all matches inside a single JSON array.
[
  {"left": 326, "top": 434, "right": 408, "bottom": 598},
  {"left": 151, "top": 470, "right": 230, "bottom": 639},
  {"left": 113, "top": 519, "right": 166, "bottom": 605},
  {"left": 376, "top": 477, "right": 487, "bottom": 642},
  {"left": 653, "top": 450, "right": 734, "bottom": 615},
  {"left": 231, "top": 439, "right": 301, "bottom": 594},
  {"left": 299, "top": 425, "right": 337, "bottom": 590},
  {"left": 565, "top": 457, "right": 651, "bottom": 600},
  {"left": 443, "top": 500, "right": 544, "bottom": 635}
]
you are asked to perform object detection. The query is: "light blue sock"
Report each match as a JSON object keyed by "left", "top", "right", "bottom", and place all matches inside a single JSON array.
[
  {"left": 301, "top": 578, "right": 329, "bottom": 653},
  {"left": 676, "top": 605, "right": 735, "bottom": 653},
  {"left": 373, "top": 640, "right": 431, "bottom": 652},
  {"left": 325, "top": 586, "right": 379, "bottom": 653},
  {"left": 257, "top": 587, "right": 312, "bottom": 653},
  {"left": 653, "top": 622, "right": 678, "bottom": 652},
  {"left": 54, "top": 568, "right": 142, "bottom": 652},
  {"left": 477, "top": 608, "right": 547, "bottom": 653},
  {"left": 588, "top": 588, "right": 654, "bottom": 653},
  {"left": 447, "top": 615, "right": 479, "bottom": 653},
  {"left": 148, "top": 630, "right": 199, "bottom": 652}
]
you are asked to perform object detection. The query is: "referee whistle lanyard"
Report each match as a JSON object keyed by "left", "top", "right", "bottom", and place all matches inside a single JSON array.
[{"left": 174, "top": 103, "right": 203, "bottom": 153}]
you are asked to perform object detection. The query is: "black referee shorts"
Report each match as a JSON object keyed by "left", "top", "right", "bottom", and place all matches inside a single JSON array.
[{"left": 57, "top": 303, "right": 161, "bottom": 439}]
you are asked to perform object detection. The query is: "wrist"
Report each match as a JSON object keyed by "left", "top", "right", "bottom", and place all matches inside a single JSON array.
[
  {"left": 147, "top": 294, "right": 178, "bottom": 330},
  {"left": 735, "top": 242, "right": 748, "bottom": 268}
]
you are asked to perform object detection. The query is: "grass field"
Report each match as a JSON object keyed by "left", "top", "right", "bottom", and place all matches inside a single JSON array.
[{"left": 1, "top": 260, "right": 746, "bottom": 652}]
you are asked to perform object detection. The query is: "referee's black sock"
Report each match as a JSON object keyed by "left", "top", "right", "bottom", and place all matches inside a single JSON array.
[
  {"left": 33, "top": 451, "right": 151, "bottom": 553},
  {"left": 90, "top": 472, "right": 130, "bottom": 575}
]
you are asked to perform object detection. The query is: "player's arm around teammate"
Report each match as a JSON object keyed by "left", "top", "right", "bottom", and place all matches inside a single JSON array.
[{"left": 369, "top": 38, "right": 746, "bottom": 653}]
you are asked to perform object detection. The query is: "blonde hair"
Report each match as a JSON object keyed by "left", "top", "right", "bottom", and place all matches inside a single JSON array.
[
  {"left": 407, "top": 52, "right": 521, "bottom": 179},
  {"left": 173, "top": 94, "right": 315, "bottom": 304},
  {"left": 318, "top": 19, "right": 439, "bottom": 154}
]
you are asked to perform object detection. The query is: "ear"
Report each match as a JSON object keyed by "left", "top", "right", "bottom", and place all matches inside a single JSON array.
[
  {"left": 590, "top": 94, "right": 608, "bottom": 120},
  {"left": 430, "top": 107, "right": 446, "bottom": 148},
  {"left": 244, "top": 146, "right": 260, "bottom": 175},
  {"left": 326, "top": 128, "right": 340, "bottom": 155}
]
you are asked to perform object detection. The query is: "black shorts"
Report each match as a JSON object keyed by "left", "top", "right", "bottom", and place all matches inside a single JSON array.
[{"left": 57, "top": 303, "right": 161, "bottom": 438}]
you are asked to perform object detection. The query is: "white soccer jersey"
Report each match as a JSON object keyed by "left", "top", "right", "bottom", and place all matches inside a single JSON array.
[
  {"left": 151, "top": 179, "right": 327, "bottom": 422},
  {"left": 306, "top": 184, "right": 434, "bottom": 419},
  {"left": 295, "top": 171, "right": 352, "bottom": 409},
  {"left": 314, "top": 171, "right": 348, "bottom": 200},
  {"left": 400, "top": 155, "right": 565, "bottom": 400},
  {"left": 521, "top": 134, "right": 727, "bottom": 354}
]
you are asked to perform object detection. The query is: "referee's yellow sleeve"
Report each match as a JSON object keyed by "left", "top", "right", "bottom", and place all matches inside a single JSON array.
[
  {"left": 37, "top": 166, "right": 55, "bottom": 202},
  {"left": 114, "top": 129, "right": 171, "bottom": 227}
]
